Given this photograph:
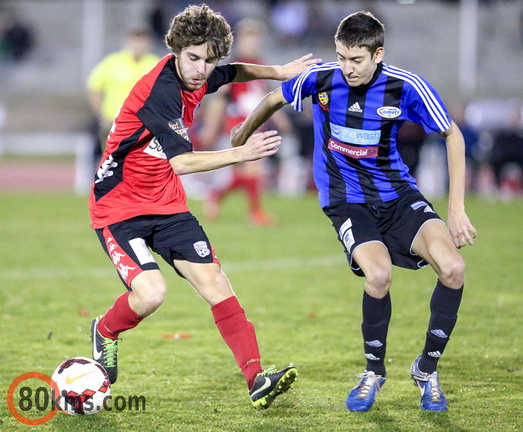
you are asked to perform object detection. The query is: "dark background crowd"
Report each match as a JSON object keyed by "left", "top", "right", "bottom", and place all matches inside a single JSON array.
[{"left": 0, "top": 0, "right": 522, "bottom": 200}]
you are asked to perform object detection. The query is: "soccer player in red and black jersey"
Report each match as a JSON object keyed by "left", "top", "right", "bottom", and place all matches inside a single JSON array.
[{"left": 88, "top": 4, "right": 319, "bottom": 410}]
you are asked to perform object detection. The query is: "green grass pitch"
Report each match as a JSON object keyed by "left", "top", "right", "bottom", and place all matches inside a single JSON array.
[{"left": 0, "top": 192, "right": 521, "bottom": 431}]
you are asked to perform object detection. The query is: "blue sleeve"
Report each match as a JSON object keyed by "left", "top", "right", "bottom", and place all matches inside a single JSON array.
[
  {"left": 402, "top": 76, "right": 451, "bottom": 134},
  {"left": 281, "top": 64, "right": 320, "bottom": 112}
]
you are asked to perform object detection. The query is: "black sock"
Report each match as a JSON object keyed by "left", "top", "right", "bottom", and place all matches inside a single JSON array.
[
  {"left": 419, "top": 280, "right": 463, "bottom": 373},
  {"left": 361, "top": 291, "right": 391, "bottom": 377}
]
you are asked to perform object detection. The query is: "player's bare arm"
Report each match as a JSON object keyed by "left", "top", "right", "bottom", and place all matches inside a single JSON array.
[
  {"left": 231, "top": 54, "right": 320, "bottom": 83},
  {"left": 170, "top": 130, "right": 281, "bottom": 175},
  {"left": 441, "top": 121, "right": 478, "bottom": 248},
  {"left": 231, "top": 88, "right": 289, "bottom": 148}
]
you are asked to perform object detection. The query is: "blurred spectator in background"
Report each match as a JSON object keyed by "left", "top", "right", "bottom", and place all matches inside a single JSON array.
[
  {"left": 282, "top": 103, "right": 315, "bottom": 194},
  {"left": 149, "top": 0, "right": 191, "bottom": 47},
  {"left": 86, "top": 28, "right": 160, "bottom": 163},
  {"left": 448, "top": 102, "right": 481, "bottom": 194},
  {"left": 396, "top": 121, "right": 427, "bottom": 180},
  {"left": 270, "top": 0, "right": 309, "bottom": 47},
  {"left": 399, "top": 102, "right": 483, "bottom": 197},
  {"left": 149, "top": 0, "right": 237, "bottom": 50},
  {"left": 487, "top": 104, "right": 523, "bottom": 199},
  {"left": 0, "top": 8, "right": 35, "bottom": 65},
  {"left": 197, "top": 17, "right": 293, "bottom": 226}
]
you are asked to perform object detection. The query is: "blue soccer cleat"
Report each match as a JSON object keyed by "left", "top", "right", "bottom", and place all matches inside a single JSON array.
[
  {"left": 346, "top": 370, "right": 386, "bottom": 412},
  {"left": 410, "top": 355, "right": 448, "bottom": 412}
]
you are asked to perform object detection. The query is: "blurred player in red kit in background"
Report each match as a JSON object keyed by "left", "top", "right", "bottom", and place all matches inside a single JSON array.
[{"left": 198, "top": 17, "right": 293, "bottom": 226}]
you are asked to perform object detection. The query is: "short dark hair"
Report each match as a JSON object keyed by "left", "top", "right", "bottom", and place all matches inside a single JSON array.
[
  {"left": 165, "top": 3, "right": 233, "bottom": 59},
  {"left": 335, "top": 11, "right": 385, "bottom": 55}
]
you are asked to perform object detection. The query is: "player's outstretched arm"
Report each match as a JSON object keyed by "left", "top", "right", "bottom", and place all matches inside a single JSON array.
[
  {"left": 169, "top": 130, "right": 281, "bottom": 175},
  {"left": 231, "top": 53, "right": 320, "bottom": 83},
  {"left": 231, "top": 87, "right": 289, "bottom": 148}
]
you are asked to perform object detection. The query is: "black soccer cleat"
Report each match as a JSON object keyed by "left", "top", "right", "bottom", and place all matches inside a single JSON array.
[
  {"left": 90, "top": 315, "right": 119, "bottom": 384},
  {"left": 249, "top": 365, "right": 298, "bottom": 410}
]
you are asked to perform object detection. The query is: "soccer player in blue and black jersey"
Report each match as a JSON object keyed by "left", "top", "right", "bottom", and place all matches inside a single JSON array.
[{"left": 232, "top": 11, "right": 477, "bottom": 412}]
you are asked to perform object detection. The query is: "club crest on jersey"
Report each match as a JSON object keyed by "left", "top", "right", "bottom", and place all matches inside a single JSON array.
[
  {"left": 318, "top": 92, "right": 329, "bottom": 106},
  {"left": 193, "top": 241, "right": 210, "bottom": 258},
  {"left": 168, "top": 118, "right": 190, "bottom": 141},
  {"left": 377, "top": 106, "right": 402, "bottom": 119}
]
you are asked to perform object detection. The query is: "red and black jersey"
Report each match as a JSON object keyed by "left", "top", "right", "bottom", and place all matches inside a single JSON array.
[{"left": 89, "top": 54, "right": 237, "bottom": 229}]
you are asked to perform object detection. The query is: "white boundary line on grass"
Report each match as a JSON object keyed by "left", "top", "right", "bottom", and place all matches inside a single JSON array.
[{"left": 2, "top": 254, "right": 346, "bottom": 281}]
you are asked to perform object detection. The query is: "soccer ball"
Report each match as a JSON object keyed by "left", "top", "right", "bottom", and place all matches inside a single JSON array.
[{"left": 51, "top": 356, "right": 111, "bottom": 415}]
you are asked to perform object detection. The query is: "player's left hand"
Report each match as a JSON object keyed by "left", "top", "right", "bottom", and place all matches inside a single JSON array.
[
  {"left": 448, "top": 210, "right": 477, "bottom": 249},
  {"left": 279, "top": 53, "right": 322, "bottom": 81},
  {"left": 240, "top": 129, "right": 281, "bottom": 162}
]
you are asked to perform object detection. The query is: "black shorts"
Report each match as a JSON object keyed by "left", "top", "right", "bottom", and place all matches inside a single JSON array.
[
  {"left": 324, "top": 191, "right": 443, "bottom": 277},
  {"left": 96, "top": 212, "right": 219, "bottom": 289}
]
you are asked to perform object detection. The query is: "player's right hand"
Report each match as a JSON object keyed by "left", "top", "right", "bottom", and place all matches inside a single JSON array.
[{"left": 279, "top": 53, "right": 322, "bottom": 81}]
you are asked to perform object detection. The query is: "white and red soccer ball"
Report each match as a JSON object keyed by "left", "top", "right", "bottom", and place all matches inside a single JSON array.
[{"left": 51, "top": 356, "right": 111, "bottom": 415}]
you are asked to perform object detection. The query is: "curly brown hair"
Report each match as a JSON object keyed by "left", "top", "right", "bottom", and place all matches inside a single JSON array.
[{"left": 165, "top": 4, "right": 233, "bottom": 59}]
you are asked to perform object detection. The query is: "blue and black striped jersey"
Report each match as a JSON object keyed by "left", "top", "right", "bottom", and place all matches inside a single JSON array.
[{"left": 281, "top": 62, "right": 451, "bottom": 207}]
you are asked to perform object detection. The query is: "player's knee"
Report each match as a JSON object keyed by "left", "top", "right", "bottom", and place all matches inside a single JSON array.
[
  {"left": 365, "top": 265, "right": 392, "bottom": 297},
  {"left": 131, "top": 279, "right": 167, "bottom": 316},
  {"left": 438, "top": 255, "right": 465, "bottom": 289},
  {"left": 142, "top": 289, "right": 166, "bottom": 313},
  {"left": 197, "top": 270, "right": 234, "bottom": 305},
  {"left": 210, "top": 271, "right": 234, "bottom": 297},
  {"left": 196, "top": 267, "right": 229, "bottom": 289}
]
